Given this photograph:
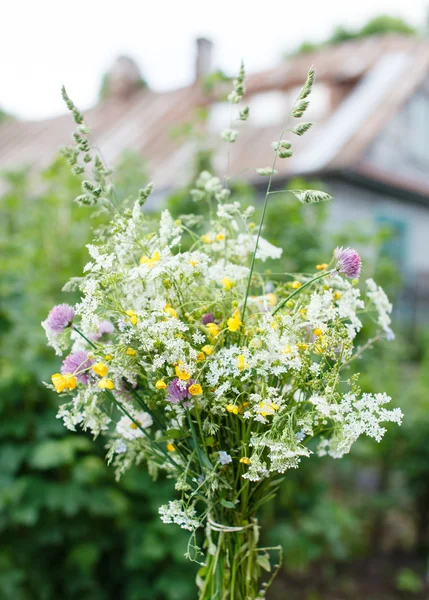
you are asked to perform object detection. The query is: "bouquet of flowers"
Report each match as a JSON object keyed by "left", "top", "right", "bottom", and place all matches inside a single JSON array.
[{"left": 43, "top": 65, "right": 402, "bottom": 599}]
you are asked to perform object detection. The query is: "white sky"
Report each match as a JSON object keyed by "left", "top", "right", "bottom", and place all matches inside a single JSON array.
[{"left": 1, "top": 0, "right": 427, "bottom": 120}]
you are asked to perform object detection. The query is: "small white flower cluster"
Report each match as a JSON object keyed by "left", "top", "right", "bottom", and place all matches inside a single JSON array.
[{"left": 159, "top": 500, "right": 200, "bottom": 531}]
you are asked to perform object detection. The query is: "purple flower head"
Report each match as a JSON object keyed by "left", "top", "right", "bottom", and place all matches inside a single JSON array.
[
  {"left": 46, "top": 304, "right": 75, "bottom": 333},
  {"left": 167, "top": 378, "right": 193, "bottom": 406},
  {"left": 201, "top": 313, "right": 215, "bottom": 325},
  {"left": 89, "top": 320, "right": 114, "bottom": 341},
  {"left": 334, "top": 247, "right": 361, "bottom": 279},
  {"left": 61, "top": 351, "right": 93, "bottom": 384}
]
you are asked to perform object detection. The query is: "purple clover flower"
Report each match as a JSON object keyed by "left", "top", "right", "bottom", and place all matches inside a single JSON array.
[
  {"left": 61, "top": 351, "right": 93, "bottom": 384},
  {"left": 167, "top": 378, "right": 193, "bottom": 406},
  {"left": 46, "top": 304, "right": 75, "bottom": 333},
  {"left": 334, "top": 247, "right": 361, "bottom": 279},
  {"left": 89, "top": 320, "right": 114, "bottom": 341},
  {"left": 201, "top": 313, "right": 214, "bottom": 325}
]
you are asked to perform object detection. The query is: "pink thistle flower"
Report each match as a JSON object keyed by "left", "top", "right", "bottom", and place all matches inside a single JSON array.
[
  {"left": 89, "top": 320, "right": 114, "bottom": 341},
  {"left": 201, "top": 313, "right": 215, "bottom": 325},
  {"left": 167, "top": 378, "right": 193, "bottom": 407},
  {"left": 61, "top": 351, "right": 93, "bottom": 384},
  {"left": 46, "top": 304, "right": 75, "bottom": 333},
  {"left": 334, "top": 247, "right": 361, "bottom": 279}
]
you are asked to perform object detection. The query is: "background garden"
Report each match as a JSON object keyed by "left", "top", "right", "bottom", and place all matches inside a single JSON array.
[{"left": 2, "top": 10, "right": 429, "bottom": 600}]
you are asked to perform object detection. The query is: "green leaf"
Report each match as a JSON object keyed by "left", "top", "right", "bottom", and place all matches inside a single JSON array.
[
  {"left": 165, "top": 429, "right": 185, "bottom": 439},
  {"left": 257, "top": 553, "right": 271, "bottom": 572},
  {"left": 220, "top": 499, "right": 236, "bottom": 510}
]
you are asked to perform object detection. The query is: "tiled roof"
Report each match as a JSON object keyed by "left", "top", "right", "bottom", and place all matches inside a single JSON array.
[{"left": 1, "top": 35, "right": 429, "bottom": 195}]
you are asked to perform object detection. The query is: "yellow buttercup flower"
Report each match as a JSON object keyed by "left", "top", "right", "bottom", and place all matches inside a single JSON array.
[
  {"left": 227, "top": 310, "right": 242, "bottom": 333},
  {"left": 51, "top": 373, "right": 76, "bottom": 393},
  {"left": 92, "top": 362, "right": 109, "bottom": 377},
  {"left": 126, "top": 347, "right": 137, "bottom": 356},
  {"left": 266, "top": 293, "right": 277, "bottom": 306},
  {"left": 316, "top": 263, "right": 328, "bottom": 270},
  {"left": 226, "top": 404, "right": 239, "bottom": 415},
  {"left": 125, "top": 310, "right": 138, "bottom": 325},
  {"left": 221, "top": 277, "right": 234, "bottom": 291},
  {"left": 188, "top": 383, "right": 203, "bottom": 396},
  {"left": 164, "top": 304, "right": 178, "bottom": 318},
  {"left": 313, "top": 328, "right": 323, "bottom": 337},
  {"left": 104, "top": 354, "right": 113, "bottom": 361},
  {"left": 239, "top": 457, "right": 251, "bottom": 465},
  {"left": 167, "top": 442, "right": 176, "bottom": 452},
  {"left": 291, "top": 281, "right": 302, "bottom": 289},
  {"left": 202, "top": 345, "right": 214, "bottom": 355},
  {"left": 98, "top": 378, "right": 114, "bottom": 390},
  {"left": 140, "top": 250, "right": 161, "bottom": 267},
  {"left": 216, "top": 232, "right": 225, "bottom": 241},
  {"left": 175, "top": 365, "right": 191, "bottom": 381},
  {"left": 155, "top": 380, "right": 167, "bottom": 390},
  {"left": 206, "top": 322, "right": 220, "bottom": 338},
  {"left": 197, "top": 351, "right": 205, "bottom": 362},
  {"left": 237, "top": 355, "right": 248, "bottom": 371}
]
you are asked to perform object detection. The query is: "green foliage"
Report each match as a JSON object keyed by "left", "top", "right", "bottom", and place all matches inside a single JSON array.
[
  {"left": 0, "top": 159, "right": 196, "bottom": 599},
  {"left": 395, "top": 568, "right": 424, "bottom": 593},
  {"left": 292, "top": 14, "right": 417, "bottom": 55},
  {"left": 0, "top": 107, "right": 14, "bottom": 123}
]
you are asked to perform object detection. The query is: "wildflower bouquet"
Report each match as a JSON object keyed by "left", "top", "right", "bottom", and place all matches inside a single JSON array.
[{"left": 43, "top": 66, "right": 402, "bottom": 599}]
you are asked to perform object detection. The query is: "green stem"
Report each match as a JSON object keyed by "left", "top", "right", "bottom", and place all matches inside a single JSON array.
[
  {"left": 272, "top": 270, "right": 330, "bottom": 316},
  {"left": 241, "top": 130, "right": 285, "bottom": 325},
  {"left": 72, "top": 325, "right": 97, "bottom": 349}
]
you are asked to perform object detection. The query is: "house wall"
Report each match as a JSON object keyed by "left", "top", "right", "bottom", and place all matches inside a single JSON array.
[
  {"left": 326, "top": 178, "right": 429, "bottom": 281},
  {"left": 366, "top": 81, "right": 429, "bottom": 188}
]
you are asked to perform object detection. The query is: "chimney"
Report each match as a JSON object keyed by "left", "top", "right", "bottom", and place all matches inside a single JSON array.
[{"left": 195, "top": 38, "right": 213, "bottom": 81}]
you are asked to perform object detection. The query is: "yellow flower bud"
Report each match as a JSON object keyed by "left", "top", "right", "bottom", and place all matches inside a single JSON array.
[
  {"left": 93, "top": 362, "right": 109, "bottom": 377},
  {"left": 227, "top": 310, "right": 242, "bottom": 333},
  {"left": 126, "top": 347, "right": 137, "bottom": 356},
  {"left": 202, "top": 345, "right": 214, "bottom": 355},
  {"left": 237, "top": 355, "right": 248, "bottom": 371},
  {"left": 167, "top": 442, "right": 176, "bottom": 452},
  {"left": 155, "top": 380, "right": 167, "bottom": 390},
  {"left": 316, "top": 263, "right": 328, "bottom": 270},
  {"left": 221, "top": 277, "right": 234, "bottom": 291},
  {"left": 206, "top": 323, "right": 220, "bottom": 338},
  {"left": 164, "top": 304, "right": 178, "bottom": 319},
  {"left": 239, "top": 457, "right": 251, "bottom": 465},
  {"left": 175, "top": 365, "right": 191, "bottom": 381},
  {"left": 226, "top": 404, "right": 239, "bottom": 415},
  {"left": 313, "top": 328, "right": 323, "bottom": 337},
  {"left": 291, "top": 281, "right": 302, "bottom": 289},
  {"left": 98, "top": 378, "right": 114, "bottom": 390},
  {"left": 125, "top": 310, "right": 138, "bottom": 325}
]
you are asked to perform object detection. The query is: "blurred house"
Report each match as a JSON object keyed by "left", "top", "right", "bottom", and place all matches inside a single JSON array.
[{"left": 1, "top": 35, "right": 429, "bottom": 313}]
